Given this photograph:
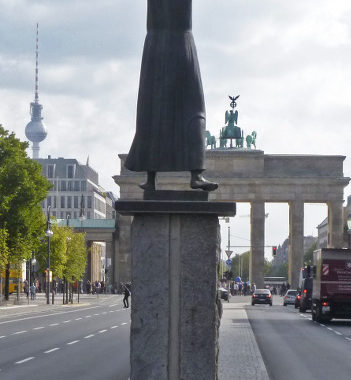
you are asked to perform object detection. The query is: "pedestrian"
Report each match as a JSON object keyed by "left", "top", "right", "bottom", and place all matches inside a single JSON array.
[
  {"left": 123, "top": 285, "right": 130, "bottom": 308},
  {"left": 30, "top": 283, "right": 36, "bottom": 300}
]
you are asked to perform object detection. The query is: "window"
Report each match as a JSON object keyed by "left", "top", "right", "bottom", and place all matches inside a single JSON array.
[
  {"left": 74, "top": 181, "right": 80, "bottom": 191},
  {"left": 60, "top": 212, "right": 64, "bottom": 219},
  {"left": 61, "top": 181, "right": 66, "bottom": 191},
  {"left": 52, "top": 211, "right": 56, "bottom": 217},
  {"left": 87, "top": 196, "right": 92, "bottom": 209},
  {"left": 52, "top": 181, "right": 57, "bottom": 191},
  {"left": 61, "top": 196, "right": 65, "bottom": 208},
  {"left": 47, "top": 165, "right": 54, "bottom": 178},
  {"left": 67, "top": 181, "right": 73, "bottom": 191},
  {"left": 81, "top": 181, "right": 86, "bottom": 191},
  {"left": 67, "top": 196, "right": 72, "bottom": 208},
  {"left": 53, "top": 196, "right": 57, "bottom": 208},
  {"left": 74, "top": 196, "right": 78, "bottom": 208},
  {"left": 87, "top": 211, "right": 91, "bottom": 219},
  {"left": 67, "top": 165, "right": 74, "bottom": 178},
  {"left": 73, "top": 211, "right": 77, "bottom": 219},
  {"left": 47, "top": 196, "right": 51, "bottom": 207}
]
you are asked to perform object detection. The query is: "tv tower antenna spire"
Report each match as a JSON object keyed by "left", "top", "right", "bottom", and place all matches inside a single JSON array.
[{"left": 25, "top": 22, "right": 48, "bottom": 159}]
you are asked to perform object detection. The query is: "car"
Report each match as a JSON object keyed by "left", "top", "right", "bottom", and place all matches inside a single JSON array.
[
  {"left": 251, "top": 289, "right": 272, "bottom": 306},
  {"left": 218, "top": 287, "right": 229, "bottom": 301},
  {"left": 283, "top": 289, "right": 298, "bottom": 306},
  {"left": 295, "top": 291, "right": 301, "bottom": 309},
  {"left": 299, "top": 277, "right": 313, "bottom": 312}
]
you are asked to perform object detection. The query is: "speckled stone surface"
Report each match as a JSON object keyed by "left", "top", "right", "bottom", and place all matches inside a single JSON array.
[{"left": 130, "top": 214, "right": 220, "bottom": 380}]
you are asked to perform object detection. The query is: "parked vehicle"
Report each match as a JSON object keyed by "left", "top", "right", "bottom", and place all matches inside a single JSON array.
[
  {"left": 311, "top": 248, "right": 351, "bottom": 323},
  {"left": 283, "top": 289, "right": 298, "bottom": 306},
  {"left": 251, "top": 289, "right": 272, "bottom": 306},
  {"left": 299, "top": 277, "right": 313, "bottom": 312},
  {"left": 295, "top": 291, "right": 301, "bottom": 309}
]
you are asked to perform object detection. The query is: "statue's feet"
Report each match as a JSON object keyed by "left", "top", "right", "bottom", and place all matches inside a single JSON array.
[
  {"left": 190, "top": 177, "right": 218, "bottom": 192},
  {"left": 139, "top": 171, "right": 156, "bottom": 191},
  {"left": 139, "top": 181, "right": 155, "bottom": 191}
]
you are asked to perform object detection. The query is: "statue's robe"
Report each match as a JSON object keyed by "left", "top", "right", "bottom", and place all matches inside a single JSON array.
[{"left": 125, "top": 0, "right": 206, "bottom": 172}]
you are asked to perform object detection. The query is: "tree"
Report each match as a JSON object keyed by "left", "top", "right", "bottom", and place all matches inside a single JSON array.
[
  {"left": 64, "top": 231, "right": 87, "bottom": 283},
  {"left": 0, "top": 125, "right": 51, "bottom": 299},
  {"left": 304, "top": 240, "right": 317, "bottom": 266}
]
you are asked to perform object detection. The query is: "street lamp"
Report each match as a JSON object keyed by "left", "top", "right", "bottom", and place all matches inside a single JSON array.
[{"left": 45, "top": 205, "right": 53, "bottom": 305}]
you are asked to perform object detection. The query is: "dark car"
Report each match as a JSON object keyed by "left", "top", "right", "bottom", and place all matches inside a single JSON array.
[
  {"left": 299, "top": 277, "right": 313, "bottom": 312},
  {"left": 218, "top": 287, "right": 229, "bottom": 301},
  {"left": 295, "top": 291, "right": 301, "bottom": 309},
  {"left": 252, "top": 289, "right": 272, "bottom": 306}
]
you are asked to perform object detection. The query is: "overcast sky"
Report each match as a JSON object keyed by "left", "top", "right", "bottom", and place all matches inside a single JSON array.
[{"left": 1, "top": 0, "right": 350, "bottom": 260}]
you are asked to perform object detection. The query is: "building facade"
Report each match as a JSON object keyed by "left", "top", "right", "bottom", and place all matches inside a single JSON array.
[{"left": 36, "top": 156, "right": 115, "bottom": 220}]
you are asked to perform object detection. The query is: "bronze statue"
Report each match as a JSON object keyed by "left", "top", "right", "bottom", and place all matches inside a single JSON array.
[{"left": 124, "top": 0, "right": 218, "bottom": 192}]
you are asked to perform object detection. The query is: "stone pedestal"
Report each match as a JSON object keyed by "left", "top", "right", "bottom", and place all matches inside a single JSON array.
[{"left": 116, "top": 195, "right": 235, "bottom": 380}]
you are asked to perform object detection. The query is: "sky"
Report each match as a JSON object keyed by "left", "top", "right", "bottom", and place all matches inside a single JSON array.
[{"left": 0, "top": 0, "right": 350, "bottom": 260}]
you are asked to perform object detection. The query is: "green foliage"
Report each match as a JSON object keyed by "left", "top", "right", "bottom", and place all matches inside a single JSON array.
[
  {"left": 267, "top": 262, "right": 288, "bottom": 278},
  {"left": 304, "top": 240, "right": 317, "bottom": 266},
  {"left": 37, "top": 224, "right": 87, "bottom": 282},
  {"left": 0, "top": 125, "right": 51, "bottom": 263},
  {"left": 0, "top": 228, "right": 9, "bottom": 273}
]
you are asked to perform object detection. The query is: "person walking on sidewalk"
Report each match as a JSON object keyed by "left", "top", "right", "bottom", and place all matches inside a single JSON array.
[
  {"left": 30, "top": 283, "right": 36, "bottom": 300},
  {"left": 123, "top": 285, "right": 130, "bottom": 308}
]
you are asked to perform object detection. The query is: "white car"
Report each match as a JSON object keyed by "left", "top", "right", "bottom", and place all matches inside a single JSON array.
[{"left": 283, "top": 289, "right": 298, "bottom": 306}]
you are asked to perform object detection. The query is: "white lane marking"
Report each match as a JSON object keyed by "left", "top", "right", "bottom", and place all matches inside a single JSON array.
[
  {"left": 94, "top": 313, "right": 100, "bottom": 316},
  {"left": 84, "top": 334, "right": 95, "bottom": 339},
  {"left": 33, "top": 327, "right": 45, "bottom": 330},
  {"left": 13, "top": 330, "right": 27, "bottom": 335},
  {"left": 44, "top": 348, "right": 60, "bottom": 354},
  {"left": 0, "top": 305, "right": 101, "bottom": 325},
  {"left": 98, "top": 330, "right": 107, "bottom": 333},
  {"left": 63, "top": 320, "right": 71, "bottom": 323},
  {"left": 110, "top": 326, "right": 119, "bottom": 329},
  {"left": 327, "top": 327, "right": 333, "bottom": 331},
  {"left": 85, "top": 315, "right": 91, "bottom": 318},
  {"left": 334, "top": 331, "right": 342, "bottom": 336},
  {"left": 67, "top": 340, "right": 80, "bottom": 345},
  {"left": 75, "top": 317, "right": 83, "bottom": 320},
  {"left": 109, "top": 304, "right": 118, "bottom": 307},
  {"left": 345, "top": 337, "right": 351, "bottom": 341},
  {"left": 109, "top": 310, "right": 115, "bottom": 313},
  {"left": 0, "top": 336, "right": 5, "bottom": 339},
  {"left": 320, "top": 324, "right": 325, "bottom": 327},
  {"left": 15, "top": 357, "right": 35, "bottom": 364},
  {"left": 121, "top": 323, "right": 128, "bottom": 326},
  {"left": 49, "top": 323, "right": 59, "bottom": 326}
]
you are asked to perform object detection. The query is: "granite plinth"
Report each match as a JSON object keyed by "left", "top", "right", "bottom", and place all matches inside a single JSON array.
[
  {"left": 115, "top": 199, "right": 236, "bottom": 217},
  {"left": 143, "top": 189, "right": 208, "bottom": 201}
]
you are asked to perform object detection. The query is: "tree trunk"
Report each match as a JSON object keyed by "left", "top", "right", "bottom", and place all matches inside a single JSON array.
[{"left": 5, "top": 263, "right": 10, "bottom": 301}]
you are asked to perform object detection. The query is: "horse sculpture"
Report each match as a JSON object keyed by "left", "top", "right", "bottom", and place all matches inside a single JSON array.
[
  {"left": 205, "top": 131, "right": 217, "bottom": 149},
  {"left": 246, "top": 131, "right": 257, "bottom": 149}
]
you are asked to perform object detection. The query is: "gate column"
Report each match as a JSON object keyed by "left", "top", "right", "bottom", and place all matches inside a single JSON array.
[
  {"left": 289, "top": 201, "right": 304, "bottom": 288},
  {"left": 327, "top": 200, "right": 344, "bottom": 248},
  {"left": 250, "top": 201, "right": 265, "bottom": 288}
]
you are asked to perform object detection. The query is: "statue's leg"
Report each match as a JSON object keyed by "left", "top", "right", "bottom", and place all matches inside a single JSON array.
[
  {"left": 140, "top": 171, "right": 156, "bottom": 191},
  {"left": 190, "top": 170, "right": 218, "bottom": 192}
]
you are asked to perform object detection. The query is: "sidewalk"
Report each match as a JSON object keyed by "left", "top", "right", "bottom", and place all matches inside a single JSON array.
[{"left": 218, "top": 299, "right": 269, "bottom": 380}]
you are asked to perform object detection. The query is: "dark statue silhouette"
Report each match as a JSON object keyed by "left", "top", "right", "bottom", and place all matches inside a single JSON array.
[{"left": 125, "top": 0, "right": 218, "bottom": 192}]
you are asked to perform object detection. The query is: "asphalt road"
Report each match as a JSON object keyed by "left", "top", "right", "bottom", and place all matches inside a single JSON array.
[
  {"left": 246, "top": 296, "right": 351, "bottom": 380},
  {"left": 0, "top": 296, "right": 130, "bottom": 380}
]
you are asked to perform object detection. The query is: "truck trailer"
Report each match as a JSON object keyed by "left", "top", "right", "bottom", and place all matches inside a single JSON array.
[{"left": 312, "top": 248, "right": 351, "bottom": 323}]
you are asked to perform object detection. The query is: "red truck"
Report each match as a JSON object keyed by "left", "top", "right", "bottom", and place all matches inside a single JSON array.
[{"left": 312, "top": 248, "right": 351, "bottom": 323}]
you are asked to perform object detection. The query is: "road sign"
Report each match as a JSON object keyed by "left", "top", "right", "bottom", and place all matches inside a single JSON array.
[
  {"left": 225, "top": 250, "right": 233, "bottom": 259},
  {"left": 226, "top": 259, "right": 232, "bottom": 266}
]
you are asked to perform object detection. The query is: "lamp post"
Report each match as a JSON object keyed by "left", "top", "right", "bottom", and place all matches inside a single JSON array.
[{"left": 45, "top": 205, "right": 53, "bottom": 305}]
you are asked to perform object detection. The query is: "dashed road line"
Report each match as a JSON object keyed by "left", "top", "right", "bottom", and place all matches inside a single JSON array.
[
  {"left": 13, "top": 330, "right": 27, "bottom": 335},
  {"left": 84, "top": 334, "right": 95, "bottom": 339},
  {"left": 94, "top": 313, "right": 100, "bottom": 316},
  {"left": 75, "top": 317, "right": 83, "bottom": 320},
  {"left": 345, "top": 337, "right": 351, "bottom": 341},
  {"left": 15, "top": 357, "right": 35, "bottom": 364},
  {"left": 44, "top": 348, "right": 60, "bottom": 354},
  {"left": 63, "top": 320, "right": 71, "bottom": 323},
  {"left": 111, "top": 326, "right": 119, "bottom": 329},
  {"left": 98, "top": 329, "right": 107, "bottom": 333},
  {"left": 334, "top": 331, "right": 342, "bottom": 335},
  {"left": 85, "top": 315, "right": 91, "bottom": 318},
  {"left": 67, "top": 340, "right": 80, "bottom": 345},
  {"left": 33, "top": 327, "right": 45, "bottom": 330},
  {"left": 121, "top": 322, "right": 128, "bottom": 326},
  {"left": 327, "top": 327, "right": 334, "bottom": 331},
  {"left": 49, "top": 323, "right": 59, "bottom": 326},
  {"left": 0, "top": 336, "right": 5, "bottom": 339}
]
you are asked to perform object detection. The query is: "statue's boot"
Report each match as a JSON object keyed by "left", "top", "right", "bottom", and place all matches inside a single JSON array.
[
  {"left": 139, "top": 171, "right": 156, "bottom": 191},
  {"left": 190, "top": 170, "right": 218, "bottom": 192}
]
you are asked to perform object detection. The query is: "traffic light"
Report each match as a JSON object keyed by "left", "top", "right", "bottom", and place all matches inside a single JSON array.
[{"left": 272, "top": 246, "right": 277, "bottom": 256}]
